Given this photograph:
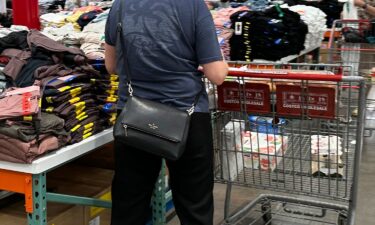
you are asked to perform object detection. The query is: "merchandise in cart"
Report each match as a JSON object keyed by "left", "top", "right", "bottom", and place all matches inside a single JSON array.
[{"left": 211, "top": 62, "right": 365, "bottom": 225}]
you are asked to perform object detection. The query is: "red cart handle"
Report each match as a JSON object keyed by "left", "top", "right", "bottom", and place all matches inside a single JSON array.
[{"left": 227, "top": 69, "right": 344, "bottom": 82}]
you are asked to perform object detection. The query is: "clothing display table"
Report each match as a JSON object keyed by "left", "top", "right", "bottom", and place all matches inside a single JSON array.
[{"left": 0, "top": 128, "right": 173, "bottom": 225}]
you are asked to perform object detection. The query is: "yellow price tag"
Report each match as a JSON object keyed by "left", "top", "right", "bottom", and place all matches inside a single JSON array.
[
  {"left": 46, "top": 97, "right": 53, "bottom": 103},
  {"left": 83, "top": 132, "right": 93, "bottom": 139},
  {"left": 75, "top": 106, "right": 86, "bottom": 115},
  {"left": 76, "top": 111, "right": 86, "bottom": 119},
  {"left": 106, "top": 97, "right": 118, "bottom": 102},
  {"left": 84, "top": 122, "right": 94, "bottom": 130},
  {"left": 74, "top": 101, "right": 86, "bottom": 108},
  {"left": 23, "top": 116, "right": 33, "bottom": 121},
  {"left": 58, "top": 86, "right": 71, "bottom": 92},
  {"left": 71, "top": 124, "right": 81, "bottom": 132},
  {"left": 70, "top": 87, "right": 82, "bottom": 97},
  {"left": 46, "top": 107, "right": 54, "bottom": 113},
  {"left": 83, "top": 128, "right": 93, "bottom": 135},
  {"left": 69, "top": 97, "right": 81, "bottom": 104},
  {"left": 78, "top": 115, "right": 88, "bottom": 121},
  {"left": 105, "top": 89, "right": 116, "bottom": 95}
]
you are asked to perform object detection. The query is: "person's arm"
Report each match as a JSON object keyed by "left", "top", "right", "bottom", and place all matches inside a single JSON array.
[
  {"left": 355, "top": 0, "right": 375, "bottom": 16},
  {"left": 201, "top": 57, "right": 228, "bottom": 86},
  {"left": 104, "top": 1, "right": 119, "bottom": 75},
  {"left": 195, "top": 1, "right": 228, "bottom": 85},
  {"left": 105, "top": 43, "right": 116, "bottom": 75}
]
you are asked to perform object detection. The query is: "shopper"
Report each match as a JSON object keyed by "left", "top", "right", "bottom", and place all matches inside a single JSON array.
[
  {"left": 104, "top": 0, "right": 228, "bottom": 224},
  {"left": 355, "top": 0, "right": 375, "bottom": 17}
]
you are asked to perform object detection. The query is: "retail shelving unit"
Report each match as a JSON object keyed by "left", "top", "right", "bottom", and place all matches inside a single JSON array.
[{"left": 0, "top": 129, "right": 172, "bottom": 225}]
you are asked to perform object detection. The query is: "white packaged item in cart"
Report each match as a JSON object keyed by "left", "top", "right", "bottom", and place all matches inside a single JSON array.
[
  {"left": 310, "top": 135, "right": 343, "bottom": 155},
  {"left": 310, "top": 135, "right": 344, "bottom": 177},
  {"left": 241, "top": 131, "right": 288, "bottom": 171},
  {"left": 221, "top": 120, "right": 245, "bottom": 180}
]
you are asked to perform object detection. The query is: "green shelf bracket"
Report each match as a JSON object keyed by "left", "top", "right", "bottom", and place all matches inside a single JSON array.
[
  {"left": 46, "top": 193, "right": 112, "bottom": 208},
  {"left": 152, "top": 160, "right": 168, "bottom": 225},
  {"left": 27, "top": 173, "right": 47, "bottom": 225}
]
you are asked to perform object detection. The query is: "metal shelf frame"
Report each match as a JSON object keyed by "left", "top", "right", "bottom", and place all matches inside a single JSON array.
[{"left": 0, "top": 128, "right": 172, "bottom": 225}]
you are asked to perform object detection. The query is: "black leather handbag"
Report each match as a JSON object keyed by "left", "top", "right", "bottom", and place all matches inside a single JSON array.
[{"left": 113, "top": 0, "right": 203, "bottom": 160}]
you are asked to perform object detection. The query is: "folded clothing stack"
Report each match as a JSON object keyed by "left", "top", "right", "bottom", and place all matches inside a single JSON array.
[
  {"left": 90, "top": 60, "right": 118, "bottom": 128},
  {"left": 217, "top": 28, "right": 233, "bottom": 61},
  {"left": 283, "top": 0, "right": 344, "bottom": 28},
  {"left": 212, "top": 6, "right": 249, "bottom": 60},
  {"left": 0, "top": 72, "right": 9, "bottom": 93},
  {"left": 42, "top": 73, "right": 104, "bottom": 144},
  {"left": 0, "top": 113, "right": 70, "bottom": 163},
  {"left": 0, "top": 86, "right": 40, "bottom": 120},
  {"left": 287, "top": 5, "right": 327, "bottom": 50},
  {"left": 0, "top": 27, "right": 111, "bottom": 163},
  {"left": 230, "top": 7, "right": 308, "bottom": 61},
  {"left": 0, "top": 86, "right": 69, "bottom": 163}
]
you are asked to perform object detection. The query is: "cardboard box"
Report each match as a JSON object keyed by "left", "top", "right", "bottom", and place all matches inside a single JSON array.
[
  {"left": 84, "top": 187, "right": 111, "bottom": 225},
  {"left": 241, "top": 131, "right": 288, "bottom": 171}
]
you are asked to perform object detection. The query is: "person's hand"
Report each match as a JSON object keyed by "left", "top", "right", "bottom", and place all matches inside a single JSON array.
[{"left": 354, "top": 0, "right": 366, "bottom": 7}]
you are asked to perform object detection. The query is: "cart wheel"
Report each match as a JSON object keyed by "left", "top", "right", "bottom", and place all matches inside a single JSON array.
[
  {"left": 337, "top": 213, "right": 348, "bottom": 225},
  {"left": 261, "top": 201, "right": 272, "bottom": 224}
]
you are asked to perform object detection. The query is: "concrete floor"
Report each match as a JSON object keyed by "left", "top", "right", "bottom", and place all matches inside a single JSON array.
[{"left": 169, "top": 136, "right": 375, "bottom": 225}]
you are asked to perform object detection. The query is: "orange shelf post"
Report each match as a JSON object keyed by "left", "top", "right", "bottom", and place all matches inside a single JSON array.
[{"left": 0, "top": 169, "right": 33, "bottom": 213}]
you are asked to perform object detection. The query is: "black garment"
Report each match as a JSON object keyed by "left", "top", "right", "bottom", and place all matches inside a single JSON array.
[
  {"left": 0, "top": 11, "right": 12, "bottom": 28},
  {"left": 112, "top": 113, "right": 214, "bottom": 225},
  {"left": 15, "top": 51, "right": 53, "bottom": 87},
  {"left": 77, "top": 11, "right": 101, "bottom": 30},
  {"left": 27, "top": 30, "right": 86, "bottom": 66},
  {"left": 43, "top": 83, "right": 92, "bottom": 103},
  {"left": 46, "top": 74, "right": 89, "bottom": 89},
  {"left": 229, "top": 8, "right": 308, "bottom": 61},
  {"left": 67, "top": 114, "right": 99, "bottom": 132},
  {"left": 0, "top": 31, "right": 28, "bottom": 53},
  {"left": 70, "top": 122, "right": 104, "bottom": 144},
  {"left": 64, "top": 109, "right": 99, "bottom": 131}
]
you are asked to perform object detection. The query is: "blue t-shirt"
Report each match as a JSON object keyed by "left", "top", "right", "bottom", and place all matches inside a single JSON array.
[{"left": 105, "top": 0, "right": 222, "bottom": 112}]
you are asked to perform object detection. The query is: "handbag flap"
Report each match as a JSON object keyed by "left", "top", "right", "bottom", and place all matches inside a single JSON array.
[{"left": 121, "top": 96, "right": 189, "bottom": 143}]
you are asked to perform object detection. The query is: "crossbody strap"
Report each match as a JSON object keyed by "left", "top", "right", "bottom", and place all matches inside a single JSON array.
[
  {"left": 116, "top": 0, "right": 133, "bottom": 95},
  {"left": 115, "top": 0, "right": 204, "bottom": 115}
]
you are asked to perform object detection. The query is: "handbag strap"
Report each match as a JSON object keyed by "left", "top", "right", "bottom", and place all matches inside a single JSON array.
[
  {"left": 115, "top": 0, "right": 204, "bottom": 115},
  {"left": 116, "top": 0, "right": 133, "bottom": 96}
]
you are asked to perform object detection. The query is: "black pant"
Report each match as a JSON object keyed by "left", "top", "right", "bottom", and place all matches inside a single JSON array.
[{"left": 111, "top": 113, "right": 214, "bottom": 225}]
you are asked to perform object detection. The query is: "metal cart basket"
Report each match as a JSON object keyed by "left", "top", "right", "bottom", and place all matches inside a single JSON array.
[
  {"left": 211, "top": 62, "right": 366, "bottom": 225},
  {"left": 327, "top": 19, "right": 375, "bottom": 136}
]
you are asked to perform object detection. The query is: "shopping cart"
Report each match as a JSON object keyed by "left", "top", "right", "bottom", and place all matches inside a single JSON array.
[
  {"left": 326, "top": 19, "right": 375, "bottom": 136},
  {"left": 327, "top": 20, "right": 375, "bottom": 75},
  {"left": 211, "top": 62, "right": 366, "bottom": 225}
]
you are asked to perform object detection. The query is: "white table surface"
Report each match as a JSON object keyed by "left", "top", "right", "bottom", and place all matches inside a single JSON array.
[{"left": 0, "top": 128, "right": 114, "bottom": 174}]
